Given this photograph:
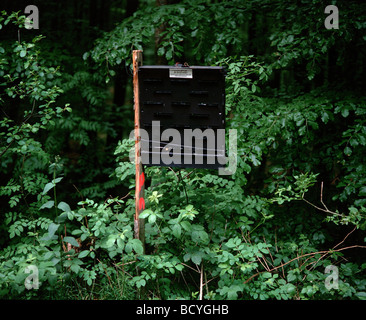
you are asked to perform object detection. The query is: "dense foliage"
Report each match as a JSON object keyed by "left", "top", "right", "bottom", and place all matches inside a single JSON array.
[{"left": 0, "top": 0, "right": 365, "bottom": 300}]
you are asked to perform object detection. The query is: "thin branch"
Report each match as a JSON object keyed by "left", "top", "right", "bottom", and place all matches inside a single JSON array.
[
  {"left": 0, "top": 139, "right": 14, "bottom": 158},
  {"left": 199, "top": 264, "right": 204, "bottom": 300},
  {"left": 180, "top": 262, "right": 200, "bottom": 273},
  {"left": 97, "top": 258, "right": 113, "bottom": 289},
  {"left": 302, "top": 197, "right": 342, "bottom": 216},
  {"left": 183, "top": 169, "right": 195, "bottom": 180},
  {"left": 167, "top": 166, "right": 179, "bottom": 180},
  {"left": 203, "top": 276, "right": 218, "bottom": 287},
  {"left": 244, "top": 244, "right": 366, "bottom": 284},
  {"left": 320, "top": 181, "right": 329, "bottom": 211},
  {"left": 263, "top": 236, "right": 275, "bottom": 266},
  {"left": 302, "top": 181, "right": 342, "bottom": 216},
  {"left": 332, "top": 225, "right": 357, "bottom": 250}
]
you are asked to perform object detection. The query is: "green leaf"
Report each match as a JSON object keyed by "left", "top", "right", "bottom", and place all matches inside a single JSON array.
[
  {"left": 321, "top": 111, "right": 330, "bottom": 124},
  {"left": 136, "top": 279, "right": 146, "bottom": 288},
  {"left": 344, "top": 146, "right": 352, "bottom": 156},
  {"left": 172, "top": 224, "right": 182, "bottom": 238},
  {"left": 341, "top": 108, "right": 349, "bottom": 118},
  {"left": 70, "top": 264, "right": 81, "bottom": 273},
  {"left": 58, "top": 201, "right": 71, "bottom": 212},
  {"left": 106, "top": 234, "right": 117, "bottom": 248},
  {"left": 78, "top": 250, "right": 89, "bottom": 259},
  {"left": 148, "top": 213, "right": 157, "bottom": 224},
  {"left": 166, "top": 48, "right": 173, "bottom": 60},
  {"left": 130, "top": 239, "right": 144, "bottom": 255},
  {"left": 356, "top": 292, "right": 366, "bottom": 300},
  {"left": 44, "top": 251, "right": 54, "bottom": 260},
  {"left": 48, "top": 223, "right": 60, "bottom": 237},
  {"left": 191, "top": 251, "right": 203, "bottom": 265},
  {"left": 249, "top": 153, "right": 261, "bottom": 166},
  {"left": 359, "top": 186, "right": 366, "bottom": 196},
  {"left": 20, "top": 50, "right": 26, "bottom": 57},
  {"left": 157, "top": 47, "right": 165, "bottom": 56},
  {"left": 180, "top": 221, "right": 191, "bottom": 232},
  {"left": 63, "top": 236, "right": 80, "bottom": 247},
  {"left": 42, "top": 182, "right": 55, "bottom": 195},
  {"left": 40, "top": 200, "right": 54, "bottom": 209},
  {"left": 117, "top": 238, "right": 124, "bottom": 249},
  {"left": 139, "top": 209, "right": 153, "bottom": 219}
]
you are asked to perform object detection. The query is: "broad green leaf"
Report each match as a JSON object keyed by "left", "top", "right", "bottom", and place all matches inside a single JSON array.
[
  {"left": 63, "top": 236, "right": 80, "bottom": 247},
  {"left": 356, "top": 292, "right": 366, "bottom": 300},
  {"left": 148, "top": 213, "right": 157, "bottom": 224},
  {"left": 48, "top": 223, "right": 60, "bottom": 237},
  {"left": 58, "top": 201, "right": 71, "bottom": 212},
  {"left": 44, "top": 251, "right": 54, "bottom": 260},
  {"left": 344, "top": 146, "right": 352, "bottom": 156},
  {"left": 341, "top": 108, "right": 349, "bottom": 118},
  {"left": 40, "top": 200, "right": 54, "bottom": 209},
  {"left": 130, "top": 239, "right": 144, "bottom": 255},
  {"left": 191, "top": 251, "right": 203, "bottom": 265},
  {"left": 117, "top": 238, "right": 124, "bottom": 249},
  {"left": 157, "top": 46, "right": 165, "bottom": 56},
  {"left": 53, "top": 177, "right": 63, "bottom": 184},
  {"left": 70, "top": 264, "right": 81, "bottom": 273},
  {"left": 359, "top": 186, "right": 366, "bottom": 196},
  {"left": 321, "top": 111, "right": 330, "bottom": 124},
  {"left": 42, "top": 182, "right": 55, "bottom": 195},
  {"left": 106, "top": 235, "right": 117, "bottom": 248},
  {"left": 78, "top": 250, "right": 89, "bottom": 259},
  {"left": 172, "top": 224, "right": 182, "bottom": 238},
  {"left": 139, "top": 209, "right": 153, "bottom": 219},
  {"left": 180, "top": 221, "right": 191, "bottom": 232}
]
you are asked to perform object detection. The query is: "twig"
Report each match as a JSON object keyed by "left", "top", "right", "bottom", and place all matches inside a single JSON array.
[
  {"left": 203, "top": 276, "right": 218, "bottom": 287},
  {"left": 97, "top": 258, "right": 113, "bottom": 289},
  {"left": 333, "top": 225, "right": 357, "bottom": 250},
  {"left": 73, "top": 184, "right": 84, "bottom": 204},
  {"left": 303, "top": 225, "right": 358, "bottom": 280},
  {"left": 302, "top": 181, "right": 342, "bottom": 216},
  {"left": 180, "top": 262, "right": 200, "bottom": 273},
  {"left": 115, "top": 260, "right": 137, "bottom": 267},
  {"left": 183, "top": 169, "right": 195, "bottom": 180},
  {"left": 167, "top": 167, "right": 179, "bottom": 180},
  {"left": 178, "top": 170, "right": 189, "bottom": 204},
  {"left": 204, "top": 270, "right": 209, "bottom": 296},
  {"left": 320, "top": 181, "right": 329, "bottom": 211},
  {"left": 302, "top": 197, "right": 342, "bottom": 216},
  {"left": 199, "top": 264, "right": 203, "bottom": 300},
  {"left": 244, "top": 244, "right": 366, "bottom": 284},
  {"left": 262, "top": 236, "right": 275, "bottom": 268}
]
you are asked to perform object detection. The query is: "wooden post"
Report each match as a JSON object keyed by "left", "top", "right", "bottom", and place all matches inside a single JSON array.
[{"left": 133, "top": 50, "right": 145, "bottom": 249}]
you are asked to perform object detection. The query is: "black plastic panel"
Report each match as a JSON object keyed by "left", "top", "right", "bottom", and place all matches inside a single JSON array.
[{"left": 138, "top": 65, "right": 226, "bottom": 169}]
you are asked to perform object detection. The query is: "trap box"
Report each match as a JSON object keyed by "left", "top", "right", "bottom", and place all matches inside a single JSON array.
[{"left": 138, "top": 65, "right": 226, "bottom": 169}]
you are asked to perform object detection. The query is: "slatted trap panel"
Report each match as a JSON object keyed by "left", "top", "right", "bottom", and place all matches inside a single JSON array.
[{"left": 138, "top": 65, "right": 226, "bottom": 169}]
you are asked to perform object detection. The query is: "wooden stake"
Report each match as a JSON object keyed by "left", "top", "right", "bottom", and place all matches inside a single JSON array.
[{"left": 133, "top": 50, "right": 145, "bottom": 249}]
